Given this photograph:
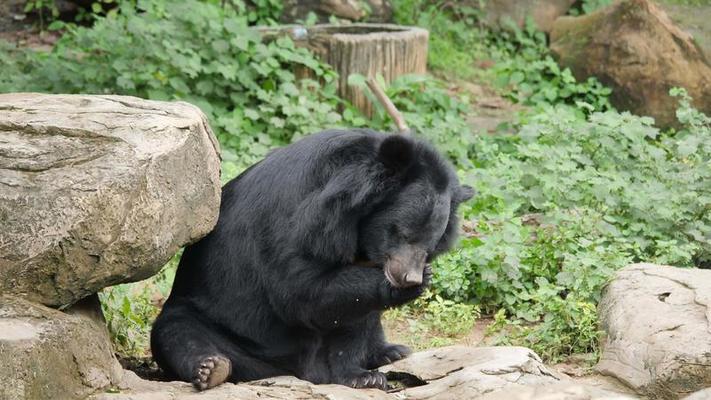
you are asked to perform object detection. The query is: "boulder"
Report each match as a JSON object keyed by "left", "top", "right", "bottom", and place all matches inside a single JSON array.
[
  {"left": 477, "top": 0, "right": 576, "bottom": 33},
  {"left": 475, "top": 382, "right": 637, "bottom": 400},
  {"left": 0, "top": 295, "right": 123, "bottom": 400},
  {"left": 596, "top": 263, "right": 711, "bottom": 399},
  {"left": 0, "top": 93, "right": 221, "bottom": 308},
  {"left": 91, "top": 346, "right": 564, "bottom": 400},
  {"left": 550, "top": 0, "right": 711, "bottom": 128},
  {"left": 281, "top": 0, "right": 393, "bottom": 23}
]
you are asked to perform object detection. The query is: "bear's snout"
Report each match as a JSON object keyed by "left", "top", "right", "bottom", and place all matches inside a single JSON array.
[{"left": 384, "top": 245, "right": 427, "bottom": 288}]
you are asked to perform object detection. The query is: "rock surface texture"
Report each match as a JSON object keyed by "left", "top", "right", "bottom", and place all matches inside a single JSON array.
[
  {"left": 475, "top": 382, "right": 638, "bottom": 400},
  {"left": 596, "top": 263, "right": 711, "bottom": 399},
  {"left": 91, "top": 346, "right": 565, "bottom": 400},
  {"left": 0, "top": 295, "right": 123, "bottom": 400},
  {"left": 0, "top": 93, "right": 222, "bottom": 308},
  {"left": 550, "top": 0, "right": 711, "bottom": 128}
]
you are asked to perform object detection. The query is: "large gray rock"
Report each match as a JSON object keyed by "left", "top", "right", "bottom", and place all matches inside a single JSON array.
[
  {"left": 475, "top": 382, "right": 637, "bottom": 400},
  {"left": 92, "top": 346, "right": 564, "bottom": 400},
  {"left": 0, "top": 295, "right": 123, "bottom": 400},
  {"left": 0, "top": 93, "right": 221, "bottom": 308},
  {"left": 596, "top": 263, "right": 711, "bottom": 399}
]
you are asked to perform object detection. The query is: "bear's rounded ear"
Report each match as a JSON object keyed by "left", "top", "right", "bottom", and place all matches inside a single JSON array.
[
  {"left": 455, "top": 185, "right": 475, "bottom": 203},
  {"left": 378, "top": 135, "right": 415, "bottom": 172}
]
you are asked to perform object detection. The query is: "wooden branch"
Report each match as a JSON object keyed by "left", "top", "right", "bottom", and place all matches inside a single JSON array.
[{"left": 366, "top": 77, "right": 410, "bottom": 134}]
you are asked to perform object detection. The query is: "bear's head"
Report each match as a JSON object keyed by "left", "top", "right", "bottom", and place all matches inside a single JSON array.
[{"left": 357, "top": 135, "right": 473, "bottom": 288}]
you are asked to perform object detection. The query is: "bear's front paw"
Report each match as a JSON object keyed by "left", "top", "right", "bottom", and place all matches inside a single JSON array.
[
  {"left": 192, "top": 355, "right": 231, "bottom": 391},
  {"left": 382, "top": 265, "right": 432, "bottom": 306},
  {"left": 340, "top": 370, "right": 389, "bottom": 390}
]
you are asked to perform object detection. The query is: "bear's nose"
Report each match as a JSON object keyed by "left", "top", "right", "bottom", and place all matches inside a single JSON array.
[{"left": 402, "top": 272, "right": 422, "bottom": 287}]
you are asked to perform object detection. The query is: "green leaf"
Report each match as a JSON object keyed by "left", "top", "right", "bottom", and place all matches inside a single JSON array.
[
  {"left": 212, "top": 40, "right": 229, "bottom": 53},
  {"left": 509, "top": 71, "right": 525, "bottom": 85},
  {"left": 244, "top": 108, "right": 260, "bottom": 121},
  {"left": 47, "top": 20, "right": 65, "bottom": 31}
]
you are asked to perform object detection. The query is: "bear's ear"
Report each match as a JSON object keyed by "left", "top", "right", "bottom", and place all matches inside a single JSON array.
[
  {"left": 455, "top": 185, "right": 475, "bottom": 203},
  {"left": 378, "top": 135, "right": 415, "bottom": 172}
]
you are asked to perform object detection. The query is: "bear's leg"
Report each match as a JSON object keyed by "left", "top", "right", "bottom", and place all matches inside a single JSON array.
[
  {"left": 151, "top": 306, "right": 231, "bottom": 390},
  {"left": 327, "top": 313, "right": 388, "bottom": 390},
  {"left": 365, "top": 316, "right": 411, "bottom": 369},
  {"left": 151, "top": 304, "right": 284, "bottom": 390}
]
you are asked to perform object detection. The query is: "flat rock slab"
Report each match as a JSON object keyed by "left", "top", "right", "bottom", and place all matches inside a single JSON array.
[
  {"left": 596, "top": 263, "right": 711, "bottom": 399},
  {"left": 380, "top": 346, "right": 565, "bottom": 399},
  {"left": 475, "top": 382, "right": 638, "bottom": 400},
  {"left": 0, "top": 295, "right": 123, "bottom": 400},
  {"left": 91, "top": 346, "right": 565, "bottom": 400},
  {"left": 0, "top": 93, "right": 221, "bottom": 308}
]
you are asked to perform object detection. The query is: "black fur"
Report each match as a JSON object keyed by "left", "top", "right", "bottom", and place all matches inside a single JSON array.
[{"left": 150, "top": 129, "right": 473, "bottom": 390}]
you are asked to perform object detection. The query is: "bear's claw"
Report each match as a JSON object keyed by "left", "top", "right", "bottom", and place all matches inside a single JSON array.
[{"left": 348, "top": 370, "right": 388, "bottom": 390}]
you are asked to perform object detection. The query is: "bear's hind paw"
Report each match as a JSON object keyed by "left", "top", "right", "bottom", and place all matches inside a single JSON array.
[{"left": 192, "top": 355, "right": 231, "bottom": 391}]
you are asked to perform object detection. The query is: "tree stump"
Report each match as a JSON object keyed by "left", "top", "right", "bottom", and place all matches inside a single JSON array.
[{"left": 261, "top": 23, "right": 429, "bottom": 117}]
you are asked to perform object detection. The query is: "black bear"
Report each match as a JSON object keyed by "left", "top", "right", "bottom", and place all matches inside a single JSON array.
[{"left": 151, "top": 129, "right": 473, "bottom": 391}]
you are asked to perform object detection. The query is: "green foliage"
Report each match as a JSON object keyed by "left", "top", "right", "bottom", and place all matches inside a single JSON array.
[
  {"left": 384, "top": 290, "right": 480, "bottom": 349},
  {"left": 432, "top": 93, "right": 711, "bottom": 360},
  {"left": 212, "top": 0, "right": 284, "bottom": 25},
  {"left": 100, "top": 253, "right": 179, "bottom": 358},
  {"left": 2, "top": 0, "right": 344, "bottom": 172},
  {"left": 392, "top": 0, "right": 611, "bottom": 111},
  {"left": 392, "top": 0, "right": 489, "bottom": 79},
  {"left": 489, "top": 20, "right": 612, "bottom": 111},
  {"left": 568, "top": 0, "right": 613, "bottom": 15},
  {"left": 74, "top": 0, "right": 122, "bottom": 24},
  {"left": 23, "top": 0, "right": 60, "bottom": 29}
]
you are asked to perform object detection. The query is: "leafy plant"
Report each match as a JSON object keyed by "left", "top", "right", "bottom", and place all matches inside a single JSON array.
[
  {"left": 392, "top": 0, "right": 488, "bottom": 79},
  {"left": 384, "top": 290, "right": 480, "bottom": 349},
  {"left": 433, "top": 93, "right": 711, "bottom": 359},
  {"left": 568, "top": 0, "right": 614, "bottom": 15},
  {"left": 489, "top": 20, "right": 612, "bottom": 111},
  {"left": 2, "top": 0, "right": 344, "bottom": 172},
  {"left": 100, "top": 253, "right": 179, "bottom": 358},
  {"left": 24, "top": 0, "right": 60, "bottom": 29},
  {"left": 392, "top": 0, "right": 611, "bottom": 111}
]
